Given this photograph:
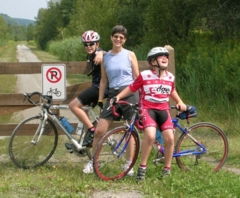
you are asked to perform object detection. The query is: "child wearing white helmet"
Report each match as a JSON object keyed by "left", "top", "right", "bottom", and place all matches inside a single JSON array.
[{"left": 111, "top": 46, "right": 186, "bottom": 181}]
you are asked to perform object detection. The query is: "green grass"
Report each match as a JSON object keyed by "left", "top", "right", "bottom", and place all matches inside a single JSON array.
[
  {"left": 0, "top": 40, "right": 18, "bottom": 62},
  {"left": 1, "top": 135, "right": 240, "bottom": 197},
  {"left": 0, "top": 41, "right": 18, "bottom": 95},
  {"left": 26, "top": 42, "right": 61, "bottom": 62}
]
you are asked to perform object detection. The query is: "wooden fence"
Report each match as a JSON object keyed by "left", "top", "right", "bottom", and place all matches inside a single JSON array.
[{"left": 0, "top": 45, "right": 175, "bottom": 136}]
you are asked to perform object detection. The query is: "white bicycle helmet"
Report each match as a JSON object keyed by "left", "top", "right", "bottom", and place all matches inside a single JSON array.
[
  {"left": 147, "top": 47, "right": 169, "bottom": 63},
  {"left": 81, "top": 30, "right": 100, "bottom": 43}
]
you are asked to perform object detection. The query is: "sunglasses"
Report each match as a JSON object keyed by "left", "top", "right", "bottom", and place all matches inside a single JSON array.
[
  {"left": 113, "top": 35, "right": 125, "bottom": 40},
  {"left": 84, "top": 42, "right": 95, "bottom": 47}
]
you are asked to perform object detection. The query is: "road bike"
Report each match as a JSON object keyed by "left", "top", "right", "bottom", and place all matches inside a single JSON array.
[
  {"left": 8, "top": 92, "right": 99, "bottom": 169},
  {"left": 93, "top": 101, "right": 229, "bottom": 181}
]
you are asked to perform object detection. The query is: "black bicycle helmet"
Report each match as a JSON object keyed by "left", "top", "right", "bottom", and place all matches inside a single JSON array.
[{"left": 147, "top": 47, "right": 169, "bottom": 63}]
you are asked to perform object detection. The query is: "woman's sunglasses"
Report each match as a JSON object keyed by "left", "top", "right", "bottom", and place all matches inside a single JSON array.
[
  {"left": 113, "top": 35, "right": 125, "bottom": 40},
  {"left": 84, "top": 42, "right": 95, "bottom": 47}
]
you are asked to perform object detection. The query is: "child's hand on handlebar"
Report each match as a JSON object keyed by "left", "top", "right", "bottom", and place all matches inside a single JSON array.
[{"left": 176, "top": 102, "right": 187, "bottom": 112}]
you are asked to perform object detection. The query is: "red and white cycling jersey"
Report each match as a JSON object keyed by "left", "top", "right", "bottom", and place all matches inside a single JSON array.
[{"left": 129, "top": 69, "right": 175, "bottom": 110}]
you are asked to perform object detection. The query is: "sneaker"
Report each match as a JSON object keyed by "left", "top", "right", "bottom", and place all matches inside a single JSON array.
[
  {"left": 83, "top": 161, "right": 93, "bottom": 174},
  {"left": 161, "top": 169, "right": 171, "bottom": 178},
  {"left": 136, "top": 167, "right": 146, "bottom": 182},
  {"left": 65, "top": 143, "right": 74, "bottom": 153},
  {"left": 82, "top": 131, "right": 94, "bottom": 147},
  {"left": 122, "top": 163, "right": 134, "bottom": 176}
]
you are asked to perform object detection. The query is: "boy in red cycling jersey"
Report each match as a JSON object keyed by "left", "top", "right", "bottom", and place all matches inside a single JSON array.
[{"left": 111, "top": 47, "right": 186, "bottom": 181}]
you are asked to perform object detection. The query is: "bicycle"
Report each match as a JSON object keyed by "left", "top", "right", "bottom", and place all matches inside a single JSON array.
[
  {"left": 8, "top": 91, "right": 99, "bottom": 169},
  {"left": 93, "top": 100, "right": 229, "bottom": 181}
]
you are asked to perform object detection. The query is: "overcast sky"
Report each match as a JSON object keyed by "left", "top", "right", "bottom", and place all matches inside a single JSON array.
[{"left": 0, "top": 0, "right": 48, "bottom": 20}]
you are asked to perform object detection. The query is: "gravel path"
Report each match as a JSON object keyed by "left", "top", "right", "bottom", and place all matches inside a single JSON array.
[{"left": 16, "top": 44, "right": 42, "bottom": 93}]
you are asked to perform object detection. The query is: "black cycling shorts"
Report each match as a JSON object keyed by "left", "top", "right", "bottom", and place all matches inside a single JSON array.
[{"left": 77, "top": 86, "right": 99, "bottom": 107}]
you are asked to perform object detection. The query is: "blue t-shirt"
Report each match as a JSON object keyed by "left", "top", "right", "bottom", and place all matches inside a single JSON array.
[{"left": 104, "top": 48, "right": 134, "bottom": 88}]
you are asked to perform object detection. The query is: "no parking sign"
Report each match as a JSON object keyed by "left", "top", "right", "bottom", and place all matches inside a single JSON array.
[{"left": 42, "top": 64, "right": 66, "bottom": 100}]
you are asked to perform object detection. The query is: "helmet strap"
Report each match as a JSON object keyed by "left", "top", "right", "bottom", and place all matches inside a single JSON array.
[{"left": 152, "top": 58, "right": 167, "bottom": 76}]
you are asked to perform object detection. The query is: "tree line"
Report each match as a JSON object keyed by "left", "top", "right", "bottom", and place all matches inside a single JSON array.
[
  {"left": 33, "top": 0, "right": 239, "bottom": 51},
  {"left": 0, "top": 15, "right": 35, "bottom": 43}
]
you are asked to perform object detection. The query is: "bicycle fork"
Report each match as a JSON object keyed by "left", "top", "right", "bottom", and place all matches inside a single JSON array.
[
  {"left": 31, "top": 112, "right": 48, "bottom": 145},
  {"left": 112, "top": 128, "right": 132, "bottom": 158}
]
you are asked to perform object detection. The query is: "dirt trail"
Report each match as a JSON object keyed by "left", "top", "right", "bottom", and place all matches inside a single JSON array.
[{"left": 16, "top": 44, "right": 42, "bottom": 93}]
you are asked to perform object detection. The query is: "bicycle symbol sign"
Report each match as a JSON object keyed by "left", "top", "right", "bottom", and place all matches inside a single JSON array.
[{"left": 42, "top": 64, "right": 66, "bottom": 101}]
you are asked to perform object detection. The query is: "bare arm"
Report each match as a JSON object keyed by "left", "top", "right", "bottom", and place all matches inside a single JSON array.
[
  {"left": 98, "top": 60, "right": 108, "bottom": 101},
  {"left": 129, "top": 51, "right": 139, "bottom": 79},
  {"left": 116, "top": 87, "right": 133, "bottom": 101},
  {"left": 94, "top": 50, "right": 107, "bottom": 65},
  {"left": 170, "top": 90, "right": 186, "bottom": 111}
]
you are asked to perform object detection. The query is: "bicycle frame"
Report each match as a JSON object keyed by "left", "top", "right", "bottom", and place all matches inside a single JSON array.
[
  {"left": 111, "top": 101, "right": 205, "bottom": 159},
  {"left": 31, "top": 103, "right": 98, "bottom": 151},
  {"left": 170, "top": 118, "right": 206, "bottom": 157},
  {"left": 112, "top": 111, "right": 138, "bottom": 158}
]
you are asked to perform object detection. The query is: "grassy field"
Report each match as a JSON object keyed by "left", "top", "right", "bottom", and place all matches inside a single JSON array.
[{"left": 0, "top": 41, "right": 240, "bottom": 197}]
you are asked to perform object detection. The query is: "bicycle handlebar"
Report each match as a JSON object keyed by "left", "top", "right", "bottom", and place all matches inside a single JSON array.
[
  {"left": 23, "top": 92, "right": 57, "bottom": 115},
  {"left": 111, "top": 100, "right": 138, "bottom": 117},
  {"left": 111, "top": 100, "right": 144, "bottom": 129},
  {"left": 111, "top": 101, "right": 197, "bottom": 129}
]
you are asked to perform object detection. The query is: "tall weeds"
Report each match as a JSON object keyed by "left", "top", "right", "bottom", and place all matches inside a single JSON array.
[
  {"left": 47, "top": 37, "right": 85, "bottom": 61},
  {"left": 176, "top": 39, "right": 240, "bottom": 133}
]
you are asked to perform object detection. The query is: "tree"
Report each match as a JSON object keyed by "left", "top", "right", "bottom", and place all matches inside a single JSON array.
[
  {"left": 26, "top": 23, "right": 35, "bottom": 41},
  {"left": 0, "top": 16, "right": 8, "bottom": 40},
  {"left": 35, "top": 4, "right": 62, "bottom": 49}
]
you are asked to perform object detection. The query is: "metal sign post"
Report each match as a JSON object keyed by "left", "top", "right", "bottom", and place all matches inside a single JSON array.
[{"left": 42, "top": 64, "right": 66, "bottom": 100}]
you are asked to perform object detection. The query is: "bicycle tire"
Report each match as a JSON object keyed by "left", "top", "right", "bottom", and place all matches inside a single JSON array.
[
  {"left": 93, "top": 126, "right": 140, "bottom": 180},
  {"left": 175, "top": 122, "right": 228, "bottom": 172},
  {"left": 9, "top": 115, "right": 58, "bottom": 169}
]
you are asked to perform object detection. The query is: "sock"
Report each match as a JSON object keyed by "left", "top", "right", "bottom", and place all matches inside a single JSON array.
[
  {"left": 126, "top": 160, "right": 132, "bottom": 165},
  {"left": 164, "top": 166, "right": 171, "bottom": 171},
  {"left": 140, "top": 164, "right": 147, "bottom": 170},
  {"left": 88, "top": 127, "right": 95, "bottom": 133}
]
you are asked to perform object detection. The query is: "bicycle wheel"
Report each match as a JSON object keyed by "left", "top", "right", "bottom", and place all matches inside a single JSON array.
[
  {"left": 9, "top": 115, "right": 58, "bottom": 169},
  {"left": 93, "top": 126, "right": 140, "bottom": 180},
  {"left": 175, "top": 122, "right": 228, "bottom": 172}
]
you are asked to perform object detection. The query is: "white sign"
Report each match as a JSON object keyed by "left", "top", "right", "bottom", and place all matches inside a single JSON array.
[{"left": 42, "top": 64, "right": 66, "bottom": 100}]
